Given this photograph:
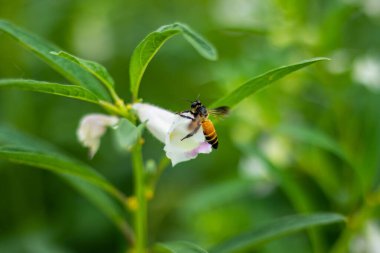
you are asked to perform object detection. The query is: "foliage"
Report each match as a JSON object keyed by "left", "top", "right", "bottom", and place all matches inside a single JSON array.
[{"left": 0, "top": 1, "right": 379, "bottom": 253}]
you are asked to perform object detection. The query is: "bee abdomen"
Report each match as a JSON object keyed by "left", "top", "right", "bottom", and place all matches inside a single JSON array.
[
  {"left": 202, "top": 120, "right": 219, "bottom": 149},
  {"left": 205, "top": 133, "right": 218, "bottom": 149}
]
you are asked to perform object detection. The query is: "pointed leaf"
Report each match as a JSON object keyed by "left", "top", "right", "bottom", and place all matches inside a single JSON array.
[
  {"left": 130, "top": 22, "right": 217, "bottom": 100},
  {"left": 155, "top": 241, "right": 208, "bottom": 253},
  {"left": 0, "top": 79, "right": 99, "bottom": 103},
  {"left": 210, "top": 213, "right": 345, "bottom": 253},
  {"left": 172, "top": 23, "right": 217, "bottom": 61},
  {"left": 51, "top": 51, "right": 116, "bottom": 95},
  {"left": 113, "top": 119, "right": 145, "bottom": 151},
  {"left": 210, "top": 58, "right": 329, "bottom": 108},
  {"left": 0, "top": 20, "right": 111, "bottom": 101}
]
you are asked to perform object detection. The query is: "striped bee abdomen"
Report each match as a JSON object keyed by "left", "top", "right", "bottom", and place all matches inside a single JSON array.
[{"left": 201, "top": 119, "right": 218, "bottom": 149}]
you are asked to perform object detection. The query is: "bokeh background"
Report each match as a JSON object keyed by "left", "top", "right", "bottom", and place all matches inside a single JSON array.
[{"left": 1, "top": 0, "right": 380, "bottom": 252}]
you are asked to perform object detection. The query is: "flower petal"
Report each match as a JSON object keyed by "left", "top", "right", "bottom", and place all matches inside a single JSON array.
[
  {"left": 164, "top": 114, "right": 212, "bottom": 166},
  {"left": 132, "top": 103, "right": 175, "bottom": 143},
  {"left": 133, "top": 103, "right": 213, "bottom": 166},
  {"left": 165, "top": 141, "right": 212, "bottom": 166},
  {"left": 77, "top": 113, "right": 119, "bottom": 158}
]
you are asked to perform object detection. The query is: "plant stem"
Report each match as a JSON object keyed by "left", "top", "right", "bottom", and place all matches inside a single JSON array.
[
  {"left": 147, "top": 156, "right": 170, "bottom": 195},
  {"left": 119, "top": 221, "right": 136, "bottom": 247},
  {"left": 132, "top": 142, "right": 147, "bottom": 253}
]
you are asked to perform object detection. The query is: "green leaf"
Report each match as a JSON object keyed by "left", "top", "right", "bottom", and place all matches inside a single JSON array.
[
  {"left": 130, "top": 22, "right": 217, "bottom": 100},
  {"left": 61, "top": 174, "right": 131, "bottom": 240},
  {"left": 179, "top": 179, "right": 252, "bottom": 216},
  {"left": 51, "top": 51, "right": 117, "bottom": 99},
  {"left": 210, "top": 58, "right": 329, "bottom": 108},
  {"left": 0, "top": 79, "right": 99, "bottom": 103},
  {"left": 0, "top": 146, "right": 125, "bottom": 203},
  {"left": 0, "top": 125, "right": 130, "bottom": 238},
  {"left": 275, "top": 124, "right": 360, "bottom": 204},
  {"left": 0, "top": 124, "right": 65, "bottom": 154},
  {"left": 172, "top": 23, "right": 217, "bottom": 61},
  {"left": 0, "top": 20, "right": 111, "bottom": 101},
  {"left": 277, "top": 124, "right": 349, "bottom": 164},
  {"left": 113, "top": 119, "right": 145, "bottom": 151},
  {"left": 0, "top": 126, "right": 125, "bottom": 205},
  {"left": 210, "top": 213, "right": 345, "bottom": 253},
  {"left": 239, "top": 143, "right": 328, "bottom": 253},
  {"left": 155, "top": 241, "right": 208, "bottom": 253}
]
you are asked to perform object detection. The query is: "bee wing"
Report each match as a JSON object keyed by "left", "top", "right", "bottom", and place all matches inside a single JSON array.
[{"left": 208, "top": 106, "right": 230, "bottom": 117}]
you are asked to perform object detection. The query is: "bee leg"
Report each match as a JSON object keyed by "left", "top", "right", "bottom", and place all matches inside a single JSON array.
[
  {"left": 181, "top": 124, "right": 201, "bottom": 141},
  {"left": 176, "top": 110, "right": 191, "bottom": 114},
  {"left": 177, "top": 113, "right": 195, "bottom": 121}
]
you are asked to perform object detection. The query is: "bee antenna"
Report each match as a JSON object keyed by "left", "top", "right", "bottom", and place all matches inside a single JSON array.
[
  {"left": 180, "top": 98, "right": 193, "bottom": 103},
  {"left": 196, "top": 94, "right": 200, "bottom": 101}
]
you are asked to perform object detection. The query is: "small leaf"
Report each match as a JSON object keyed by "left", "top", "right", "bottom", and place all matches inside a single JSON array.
[
  {"left": 169, "top": 23, "right": 217, "bottom": 61},
  {"left": 210, "top": 58, "right": 329, "bottom": 108},
  {"left": 0, "top": 79, "right": 99, "bottom": 103},
  {"left": 0, "top": 20, "right": 111, "bottom": 101},
  {"left": 113, "top": 119, "right": 145, "bottom": 151},
  {"left": 210, "top": 213, "right": 345, "bottom": 253},
  {"left": 155, "top": 241, "right": 208, "bottom": 253},
  {"left": 51, "top": 51, "right": 116, "bottom": 98},
  {"left": 130, "top": 22, "right": 217, "bottom": 100}
]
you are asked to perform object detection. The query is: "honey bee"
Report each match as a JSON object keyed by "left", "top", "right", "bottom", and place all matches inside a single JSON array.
[{"left": 178, "top": 100, "right": 229, "bottom": 149}]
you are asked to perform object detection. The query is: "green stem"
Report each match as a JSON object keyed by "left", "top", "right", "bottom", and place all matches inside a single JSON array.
[
  {"left": 147, "top": 156, "right": 170, "bottom": 195},
  {"left": 132, "top": 142, "right": 147, "bottom": 253}
]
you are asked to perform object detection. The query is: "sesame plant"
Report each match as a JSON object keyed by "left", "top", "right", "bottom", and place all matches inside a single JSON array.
[{"left": 0, "top": 20, "right": 345, "bottom": 253}]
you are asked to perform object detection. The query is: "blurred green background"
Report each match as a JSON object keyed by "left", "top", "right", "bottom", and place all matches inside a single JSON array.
[{"left": 1, "top": 0, "right": 380, "bottom": 252}]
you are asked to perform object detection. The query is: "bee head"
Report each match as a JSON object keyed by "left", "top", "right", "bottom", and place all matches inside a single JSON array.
[
  {"left": 190, "top": 100, "right": 201, "bottom": 112},
  {"left": 189, "top": 100, "right": 202, "bottom": 114},
  {"left": 190, "top": 100, "right": 202, "bottom": 109}
]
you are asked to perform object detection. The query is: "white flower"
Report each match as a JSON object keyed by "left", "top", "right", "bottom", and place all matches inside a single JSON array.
[
  {"left": 77, "top": 114, "right": 119, "bottom": 158},
  {"left": 239, "top": 155, "right": 276, "bottom": 197},
  {"left": 132, "top": 103, "right": 175, "bottom": 143},
  {"left": 353, "top": 55, "right": 380, "bottom": 92},
  {"left": 133, "top": 103, "right": 212, "bottom": 166},
  {"left": 351, "top": 220, "right": 380, "bottom": 253}
]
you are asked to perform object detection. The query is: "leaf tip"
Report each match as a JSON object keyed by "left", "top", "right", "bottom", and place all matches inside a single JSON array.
[
  {"left": 207, "top": 52, "right": 218, "bottom": 61},
  {"left": 311, "top": 57, "right": 331, "bottom": 62}
]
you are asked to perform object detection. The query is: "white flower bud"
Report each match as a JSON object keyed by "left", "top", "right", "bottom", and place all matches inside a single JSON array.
[{"left": 77, "top": 114, "right": 119, "bottom": 158}]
